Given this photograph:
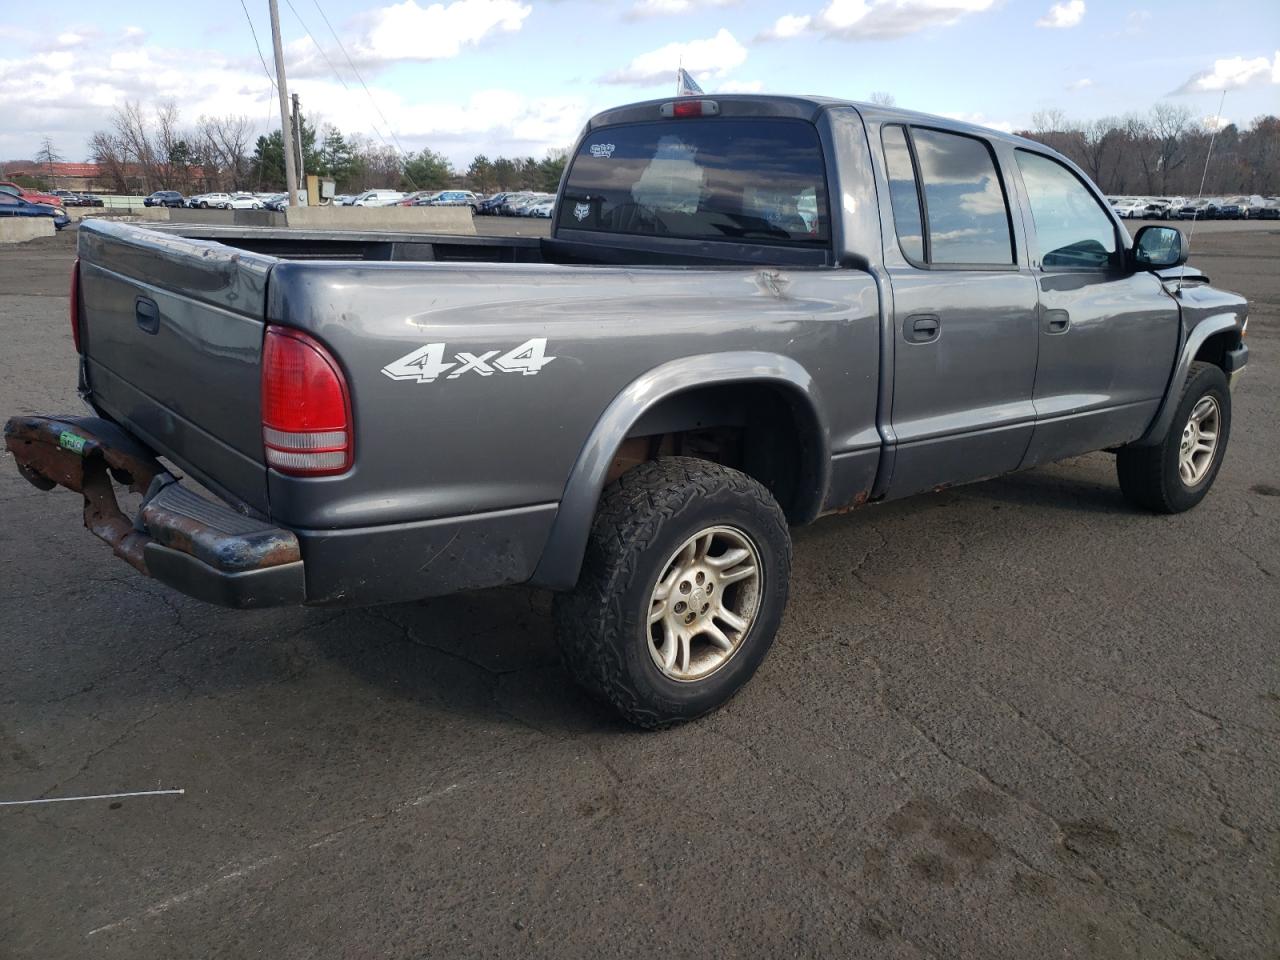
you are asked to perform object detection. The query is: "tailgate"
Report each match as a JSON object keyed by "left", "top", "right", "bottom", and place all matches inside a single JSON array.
[{"left": 77, "top": 220, "right": 276, "bottom": 512}]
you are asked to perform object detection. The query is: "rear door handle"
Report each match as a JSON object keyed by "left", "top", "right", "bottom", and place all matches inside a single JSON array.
[
  {"left": 1044, "top": 308, "right": 1070, "bottom": 334},
  {"left": 905, "top": 313, "right": 940, "bottom": 343},
  {"left": 135, "top": 297, "right": 160, "bottom": 335}
]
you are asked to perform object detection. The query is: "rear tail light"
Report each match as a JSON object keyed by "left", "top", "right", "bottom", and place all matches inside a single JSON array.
[
  {"left": 69, "top": 258, "right": 82, "bottom": 353},
  {"left": 660, "top": 99, "right": 720, "bottom": 118},
  {"left": 261, "top": 326, "right": 353, "bottom": 476}
]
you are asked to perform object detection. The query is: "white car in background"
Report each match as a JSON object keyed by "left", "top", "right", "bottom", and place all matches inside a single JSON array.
[
  {"left": 527, "top": 198, "right": 555, "bottom": 218},
  {"left": 226, "top": 194, "right": 264, "bottom": 209},
  {"left": 351, "top": 190, "right": 405, "bottom": 207},
  {"left": 1112, "top": 199, "right": 1148, "bottom": 219}
]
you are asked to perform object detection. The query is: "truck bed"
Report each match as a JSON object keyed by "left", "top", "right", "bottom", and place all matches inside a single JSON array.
[
  {"left": 73, "top": 218, "right": 881, "bottom": 606},
  {"left": 149, "top": 222, "right": 835, "bottom": 268}
]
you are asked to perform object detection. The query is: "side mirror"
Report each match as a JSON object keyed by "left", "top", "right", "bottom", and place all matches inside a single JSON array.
[{"left": 1132, "top": 225, "right": 1187, "bottom": 270}]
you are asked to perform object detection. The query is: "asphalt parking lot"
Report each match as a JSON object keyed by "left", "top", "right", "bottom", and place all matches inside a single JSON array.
[{"left": 1, "top": 221, "right": 1276, "bottom": 959}]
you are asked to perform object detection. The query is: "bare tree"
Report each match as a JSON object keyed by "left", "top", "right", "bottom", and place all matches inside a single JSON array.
[
  {"left": 196, "top": 115, "right": 255, "bottom": 191},
  {"left": 1148, "top": 102, "right": 1194, "bottom": 195},
  {"left": 36, "top": 136, "right": 63, "bottom": 183},
  {"left": 112, "top": 100, "right": 160, "bottom": 190},
  {"left": 869, "top": 91, "right": 896, "bottom": 107},
  {"left": 1031, "top": 108, "right": 1070, "bottom": 135},
  {"left": 89, "top": 130, "right": 130, "bottom": 193},
  {"left": 1076, "top": 116, "right": 1121, "bottom": 187}
]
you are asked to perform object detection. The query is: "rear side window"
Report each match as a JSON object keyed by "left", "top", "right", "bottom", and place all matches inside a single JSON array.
[
  {"left": 882, "top": 126, "right": 924, "bottom": 261},
  {"left": 881, "top": 125, "right": 1014, "bottom": 267},
  {"left": 558, "top": 118, "right": 830, "bottom": 246},
  {"left": 1015, "top": 150, "right": 1117, "bottom": 269}
]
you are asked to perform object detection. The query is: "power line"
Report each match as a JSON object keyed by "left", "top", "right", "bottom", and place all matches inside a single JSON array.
[
  {"left": 307, "top": 0, "right": 421, "bottom": 188},
  {"left": 281, "top": 0, "right": 394, "bottom": 151},
  {"left": 238, "top": 0, "right": 278, "bottom": 90}
]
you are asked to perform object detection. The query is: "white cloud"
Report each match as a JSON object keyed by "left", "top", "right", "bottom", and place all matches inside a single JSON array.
[
  {"left": 756, "top": 13, "right": 812, "bottom": 40},
  {"left": 0, "top": 28, "right": 590, "bottom": 167},
  {"left": 1036, "top": 1, "right": 1085, "bottom": 29},
  {"left": 1124, "top": 10, "right": 1151, "bottom": 32},
  {"left": 602, "top": 29, "right": 748, "bottom": 85},
  {"left": 1174, "top": 51, "right": 1280, "bottom": 94},
  {"left": 1066, "top": 77, "right": 1092, "bottom": 91},
  {"left": 54, "top": 32, "right": 86, "bottom": 48},
  {"left": 717, "top": 79, "right": 764, "bottom": 93},
  {"left": 1201, "top": 114, "right": 1233, "bottom": 131},
  {"left": 815, "top": 0, "right": 996, "bottom": 40},
  {"left": 346, "top": 0, "right": 531, "bottom": 64},
  {"left": 626, "top": 0, "right": 738, "bottom": 19}
]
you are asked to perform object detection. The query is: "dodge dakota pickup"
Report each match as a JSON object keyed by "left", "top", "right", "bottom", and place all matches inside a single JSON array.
[{"left": 5, "top": 96, "right": 1249, "bottom": 727}]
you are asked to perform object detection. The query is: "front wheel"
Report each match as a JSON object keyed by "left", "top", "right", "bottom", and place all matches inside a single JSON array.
[
  {"left": 555, "top": 458, "right": 792, "bottom": 728},
  {"left": 1117, "top": 361, "right": 1231, "bottom": 513}
]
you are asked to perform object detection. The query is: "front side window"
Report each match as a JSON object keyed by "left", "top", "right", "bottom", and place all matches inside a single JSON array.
[
  {"left": 558, "top": 118, "right": 830, "bottom": 246},
  {"left": 911, "top": 128, "right": 1014, "bottom": 265},
  {"left": 1015, "top": 150, "right": 1117, "bottom": 269}
]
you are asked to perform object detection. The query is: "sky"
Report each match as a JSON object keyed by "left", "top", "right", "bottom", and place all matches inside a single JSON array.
[{"left": 2, "top": 0, "right": 1278, "bottom": 167}]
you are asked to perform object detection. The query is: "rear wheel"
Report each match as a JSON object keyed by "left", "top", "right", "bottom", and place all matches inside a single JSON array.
[
  {"left": 554, "top": 458, "right": 792, "bottom": 728},
  {"left": 1117, "top": 361, "right": 1231, "bottom": 513}
]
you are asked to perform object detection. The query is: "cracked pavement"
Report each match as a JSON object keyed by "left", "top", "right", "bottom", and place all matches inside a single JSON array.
[{"left": 1, "top": 224, "right": 1277, "bottom": 959}]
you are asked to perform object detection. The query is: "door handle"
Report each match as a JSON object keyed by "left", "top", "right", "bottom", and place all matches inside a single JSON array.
[
  {"left": 1044, "top": 308, "right": 1070, "bottom": 334},
  {"left": 905, "top": 313, "right": 940, "bottom": 343},
  {"left": 135, "top": 297, "right": 160, "bottom": 335}
]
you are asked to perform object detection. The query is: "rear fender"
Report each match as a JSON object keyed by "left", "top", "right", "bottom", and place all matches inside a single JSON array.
[{"left": 529, "top": 352, "right": 828, "bottom": 591}]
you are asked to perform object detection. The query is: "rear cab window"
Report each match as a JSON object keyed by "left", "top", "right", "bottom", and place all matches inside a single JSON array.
[{"left": 557, "top": 118, "right": 830, "bottom": 248}]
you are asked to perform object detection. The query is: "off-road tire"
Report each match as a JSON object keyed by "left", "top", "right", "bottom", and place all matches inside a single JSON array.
[
  {"left": 1117, "top": 361, "right": 1231, "bottom": 513},
  {"left": 554, "top": 458, "right": 792, "bottom": 728}
]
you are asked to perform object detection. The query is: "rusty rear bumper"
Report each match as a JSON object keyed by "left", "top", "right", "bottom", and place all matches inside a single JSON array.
[{"left": 4, "top": 414, "right": 305, "bottom": 608}]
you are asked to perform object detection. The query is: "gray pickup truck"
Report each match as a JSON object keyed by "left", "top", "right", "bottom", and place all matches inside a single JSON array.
[{"left": 6, "top": 96, "right": 1249, "bottom": 727}]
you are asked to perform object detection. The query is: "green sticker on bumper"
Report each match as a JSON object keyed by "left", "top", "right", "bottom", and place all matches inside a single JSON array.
[{"left": 58, "top": 431, "right": 87, "bottom": 455}]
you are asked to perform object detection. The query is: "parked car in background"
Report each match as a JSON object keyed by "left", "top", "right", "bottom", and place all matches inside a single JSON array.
[
  {"left": 262, "top": 193, "right": 289, "bottom": 211},
  {"left": 1248, "top": 197, "right": 1279, "bottom": 219},
  {"left": 0, "top": 181, "right": 63, "bottom": 209},
  {"left": 75, "top": 193, "right": 104, "bottom": 207},
  {"left": 1215, "top": 198, "right": 1244, "bottom": 219},
  {"left": 1112, "top": 199, "right": 1148, "bottom": 219},
  {"left": 397, "top": 191, "right": 439, "bottom": 206},
  {"left": 226, "top": 194, "right": 265, "bottom": 210},
  {"left": 352, "top": 190, "right": 405, "bottom": 207},
  {"left": 0, "top": 192, "right": 70, "bottom": 229},
  {"left": 477, "top": 192, "right": 517, "bottom": 215},
  {"left": 144, "top": 190, "right": 185, "bottom": 208},
  {"left": 1177, "top": 199, "right": 1214, "bottom": 220},
  {"left": 515, "top": 194, "right": 554, "bottom": 216},
  {"left": 527, "top": 197, "right": 555, "bottom": 218},
  {"left": 428, "top": 190, "right": 479, "bottom": 212}
]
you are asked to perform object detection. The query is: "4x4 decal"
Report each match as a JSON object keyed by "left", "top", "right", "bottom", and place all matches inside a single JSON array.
[{"left": 381, "top": 337, "right": 556, "bottom": 384}]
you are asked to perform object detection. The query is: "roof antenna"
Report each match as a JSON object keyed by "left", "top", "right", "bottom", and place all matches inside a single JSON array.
[
  {"left": 1179, "top": 88, "right": 1228, "bottom": 293},
  {"left": 676, "top": 55, "right": 682, "bottom": 96}
]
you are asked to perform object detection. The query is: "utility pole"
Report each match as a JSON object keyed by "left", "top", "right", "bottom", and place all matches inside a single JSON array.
[
  {"left": 292, "top": 92, "right": 306, "bottom": 194},
  {"left": 267, "top": 0, "right": 299, "bottom": 207}
]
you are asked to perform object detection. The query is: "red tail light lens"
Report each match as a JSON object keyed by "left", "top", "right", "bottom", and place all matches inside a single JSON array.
[
  {"left": 70, "top": 258, "right": 82, "bottom": 353},
  {"left": 261, "top": 326, "right": 352, "bottom": 476}
]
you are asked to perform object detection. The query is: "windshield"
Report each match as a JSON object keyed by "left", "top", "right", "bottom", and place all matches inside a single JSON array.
[{"left": 558, "top": 118, "right": 830, "bottom": 247}]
